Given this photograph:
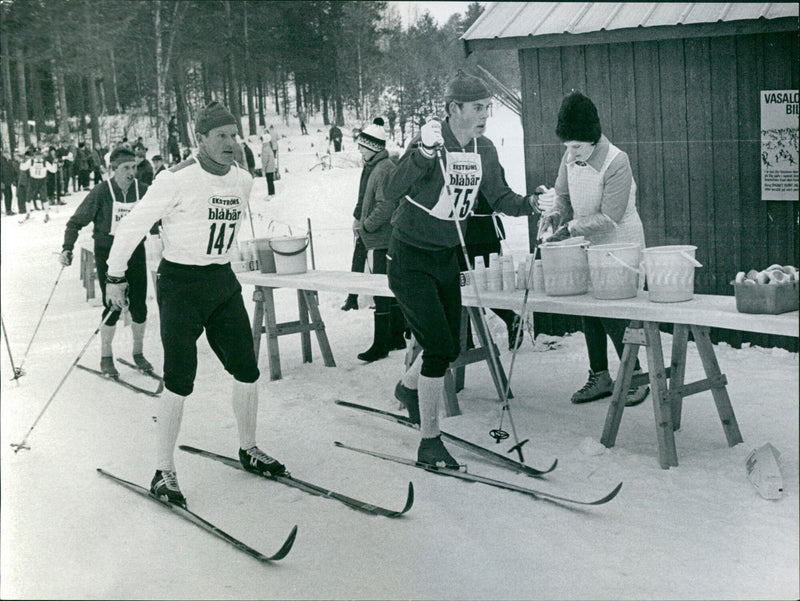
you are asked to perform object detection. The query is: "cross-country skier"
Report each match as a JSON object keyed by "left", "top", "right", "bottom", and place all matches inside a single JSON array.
[
  {"left": 104, "top": 102, "right": 286, "bottom": 507},
  {"left": 60, "top": 147, "right": 153, "bottom": 377},
  {"left": 384, "top": 70, "right": 542, "bottom": 468}
]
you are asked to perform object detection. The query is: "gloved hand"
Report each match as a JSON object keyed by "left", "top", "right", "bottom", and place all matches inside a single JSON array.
[
  {"left": 420, "top": 120, "right": 444, "bottom": 152},
  {"left": 526, "top": 194, "right": 543, "bottom": 215},
  {"left": 59, "top": 250, "right": 73, "bottom": 267},
  {"left": 545, "top": 224, "right": 571, "bottom": 244},
  {"left": 535, "top": 186, "right": 557, "bottom": 213},
  {"left": 105, "top": 274, "right": 129, "bottom": 310},
  {"left": 538, "top": 211, "right": 562, "bottom": 236}
]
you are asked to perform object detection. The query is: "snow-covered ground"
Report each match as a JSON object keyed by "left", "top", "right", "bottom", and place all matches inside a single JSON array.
[{"left": 1, "top": 108, "right": 798, "bottom": 600}]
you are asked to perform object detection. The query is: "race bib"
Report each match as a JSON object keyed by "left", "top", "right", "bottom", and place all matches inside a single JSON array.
[
  {"left": 428, "top": 150, "right": 482, "bottom": 221},
  {"left": 30, "top": 162, "right": 46, "bottom": 178},
  {"left": 110, "top": 202, "right": 134, "bottom": 235},
  {"left": 205, "top": 195, "right": 242, "bottom": 256}
]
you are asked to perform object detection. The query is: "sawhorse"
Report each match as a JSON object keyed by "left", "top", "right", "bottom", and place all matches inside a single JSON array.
[
  {"left": 601, "top": 320, "right": 743, "bottom": 468},
  {"left": 404, "top": 307, "right": 511, "bottom": 417},
  {"left": 250, "top": 286, "right": 336, "bottom": 380}
]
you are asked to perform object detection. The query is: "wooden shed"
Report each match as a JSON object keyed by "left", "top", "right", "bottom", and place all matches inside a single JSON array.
[{"left": 463, "top": 2, "right": 799, "bottom": 349}]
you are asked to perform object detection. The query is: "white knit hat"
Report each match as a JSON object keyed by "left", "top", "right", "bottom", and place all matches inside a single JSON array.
[{"left": 357, "top": 124, "right": 386, "bottom": 152}]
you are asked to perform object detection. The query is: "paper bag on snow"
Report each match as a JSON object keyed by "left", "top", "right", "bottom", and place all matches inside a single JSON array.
[{"left": 745, "top": 443, "right": 783, "bottom": 500}]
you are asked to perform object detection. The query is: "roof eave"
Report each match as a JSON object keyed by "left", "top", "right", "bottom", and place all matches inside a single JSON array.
[{"left": 463, "top": 16, "right": 799, "bottom": 55}]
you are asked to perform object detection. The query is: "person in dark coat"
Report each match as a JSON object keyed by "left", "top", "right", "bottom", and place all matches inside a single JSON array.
[
  {"left": 1, "top": 149, "right": 18, "bottom": 215},
  {"left": 352, "top": 123, "right": 405, "bottom": 362},
  {"left": 329, "top": 124, "right": 343, "bottom": 152}
]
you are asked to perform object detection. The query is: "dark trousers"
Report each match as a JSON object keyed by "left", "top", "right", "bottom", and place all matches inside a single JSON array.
[
  {"left": 16, "top": 186, "right": 27, "bottom": 213},
  {"left": 387, "top": 237, "right": 461, "bottom": 378},
  {"left": 62, "top": 162, "right": 73, "bottom": 192},
  {"left": 2, "top": 183, "right": 13, "bottom": 213},
  {"left": 265, "top": 172, "right": 275, "bottom": 195},
  {"left": 583, "top": 315, "right": 640, "bottom": 373},
  {"left": 156, "top": 260, "right": 259, "bottom": 396},
  {"left": 28, "top": 178, "right": 47, "bottom": 207},
  {"left": 350, "top": 234, "right": 367, "bottom": 274},
  {"left": 333, "top": 140, "right": 342, "bottom": 152},
  {"left": 94, "top": 243, "right": 149, "bottom": 327},
  {"left": 371, "top": 248, "right": 395, "bottom": 314},
  {"left": 78, "top": 169, "right": 91, "bottom": 189}
]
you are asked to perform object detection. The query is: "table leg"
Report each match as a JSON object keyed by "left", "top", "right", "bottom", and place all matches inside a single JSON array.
[
  {"left": 301, "top": 289, "right": 336, "bottom": 368},
  {"left": 468, "top": 307, "right": 512, "bottom": 401},
  {"left": 601, "top": 321, "right": 643, "bottom": 448},
  {"left": 689, "top": 325, "right": 743, "bottom": 447},
  {"left": 260, "top": 287, "right": 282, "bottom": 380},
  {"left": 298, "top": 290, "right": 312, "bottom": 363},
  {"left": 668, "top": 324, "right": 690, "bottom": 431},
  {"left": 643, "top": 321, "right": 678, "bottom": 468}
]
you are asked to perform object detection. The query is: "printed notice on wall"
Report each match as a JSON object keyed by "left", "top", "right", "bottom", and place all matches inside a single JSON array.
[{"left": 761, "top": 90, "right": 798, "bottom": 201}]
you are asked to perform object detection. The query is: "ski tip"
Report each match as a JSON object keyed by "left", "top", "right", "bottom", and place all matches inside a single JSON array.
[
  {"left": 404, "top": 482, "right": 415, "bottom": 513},
  {"left": 593, "top": 481, "right": 623, "bottom": 505},
  {"left": 333, "top": 441, "right": 344, "bottom": 448},
  {"left": 270, "top": 524, "right": 299, "bottom": 561}
]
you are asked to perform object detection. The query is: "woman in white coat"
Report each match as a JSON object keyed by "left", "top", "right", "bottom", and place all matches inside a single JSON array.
[
  {"left": 540, "top": 92, "right": 649, "bottom": 406},
  {"left": 261, "top": 132, "right": 278, "bottom": 196}
]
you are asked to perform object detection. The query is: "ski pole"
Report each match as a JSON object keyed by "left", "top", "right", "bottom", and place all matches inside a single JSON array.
[
  {"left": 11, "top": 310, "right": 115, "bottom": 453},
  {"left": 17, "top": 264, "right": 66, "bottom": 376},
  {"left": 433, "top": 143, "right": 527, "bottom": 462},
  {"left": 1, "top": 314, "right": 23, "bottom": 382}
]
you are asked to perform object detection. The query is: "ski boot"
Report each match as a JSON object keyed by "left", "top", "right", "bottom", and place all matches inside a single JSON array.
[
  {"left": 417, "top": 435, "right": 459, "bottom": 469},
  {"left": 132, "top": 353, "right": 154, "bottom": 374},
  {"left": 394, "top": 381, "right": 420, "bottom": 425},
  {"left": 100, "top": 356, "right": 119, "bottom": 378},
  {"left": 239, "top": 446, "right": 287, "bottom": 476},
  {"left": 341, "top": 294, "right": 359, "bottom": 311},
  {"left": 570, "top": 370, "right": 613, "bottom": 404},
  {"left": 150, "top": 470, "right": 187, "bottom": 507}
]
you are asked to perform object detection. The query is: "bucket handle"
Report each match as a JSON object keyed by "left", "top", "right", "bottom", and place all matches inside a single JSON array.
[
  {"left": 269, "top": 238, "right": 310, "bottom": 256},
  {"left": 604, "top": 251, "right": 641, "bottom": 274},
  {"left": 680, "top": 251, "right": 703, "bottom": 268}
]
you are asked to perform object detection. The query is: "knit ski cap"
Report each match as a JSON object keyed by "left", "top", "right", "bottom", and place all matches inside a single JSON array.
[
  {"left": 357, "top": 124, "right": 386, "bottom": 152},
  {"left": 445, "top": 69, "right": 491, "bottom": 104},
  {"left": 109, "top": 147, "right": 137, "bottom": 167},
  {"left": 196, "top": 101, "right": 237, "bottom": 135},
  {"left": 556, "top": 91, "right": 601, "bottom": 143}
]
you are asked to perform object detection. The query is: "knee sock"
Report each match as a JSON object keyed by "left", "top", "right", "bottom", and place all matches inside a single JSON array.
[
  {"left": 131, "top": 321, "right": 146, "bottom": 355},
  {"left": 401, "top": 355, "right": 423, "bottom": 390},
  {"left": 418, "top": 374, "right": 443, "bottom": 438},
  {"left": 156, "top": 390, "right": 185, "bottom": 472},
  {"left": 232, "top": 380, "right": 258, "bottom": 450},
  {"left": 100, "top": 324, "right": 116, "bottom": 357}
]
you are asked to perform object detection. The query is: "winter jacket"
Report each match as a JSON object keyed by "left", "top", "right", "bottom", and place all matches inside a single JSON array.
[
  {"left": 356, "top": 150, "right": 397, "bottom": 251},
  {"left": 0, "top": 155, "right": 18, "bottom": 185},
  {"left": 385, "top": 119, "right": 533, "bottom": 251},
  {"left": 261, "top": 137, "right": 277, "bottom": 174},
  {"left": 62, "top": 179, "right": 149, "bottom": 252}
]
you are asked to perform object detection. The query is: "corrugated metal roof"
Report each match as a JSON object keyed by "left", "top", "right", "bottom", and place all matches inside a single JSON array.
[{"left": 463, "top": 2, "right": 799, "bottom": 41}]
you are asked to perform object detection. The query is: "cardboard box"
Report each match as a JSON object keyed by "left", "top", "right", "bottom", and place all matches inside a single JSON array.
[{"left": 732, "top": 281, "right": 798, "bottom": 314}]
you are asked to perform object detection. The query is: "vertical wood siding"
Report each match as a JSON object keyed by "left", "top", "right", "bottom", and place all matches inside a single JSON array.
[{"left": 521, "top": 32, "right": 799, "bottom": 350}]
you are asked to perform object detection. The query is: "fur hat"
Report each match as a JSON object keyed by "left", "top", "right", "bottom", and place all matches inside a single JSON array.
[
  {"left": 556, "top": 92, "right": 601, "bottom": 143},
  {"left": 196, "top": 101, "right": 237, "bottom": 135},
  {"left": 109, "top": 147, "right": 137, "bottom": 167},
  {"left": 445, "top": 69, "right": 491, "bottom": 105},
  {"left": 357, "top": 124, "right": 386, "bottom": 152}
]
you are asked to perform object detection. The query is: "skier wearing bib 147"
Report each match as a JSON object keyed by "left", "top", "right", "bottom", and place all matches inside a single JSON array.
[
  {"left": 104, "top": 102, "right": 286, "bottom": 507},
  {"left": 384, "top": 70, "right": 543, "bottom": 468}
]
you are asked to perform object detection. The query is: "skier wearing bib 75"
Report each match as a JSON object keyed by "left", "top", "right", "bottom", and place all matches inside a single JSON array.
[{"left": 384, "top": 70, "right": 543, "bottom": 468}]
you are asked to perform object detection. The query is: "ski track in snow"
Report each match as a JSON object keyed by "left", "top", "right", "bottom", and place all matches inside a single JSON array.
[{"left": 1, "top": 107, "right": 798, "bottom": 600}]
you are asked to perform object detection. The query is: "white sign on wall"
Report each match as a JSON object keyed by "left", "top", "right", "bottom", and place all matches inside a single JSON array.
[{"left": 760, "top": 90, "right": 799, "bottom": 201}]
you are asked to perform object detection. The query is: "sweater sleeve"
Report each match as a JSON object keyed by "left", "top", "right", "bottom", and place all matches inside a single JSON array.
[
  {"left": 106, "top": 173, "right": 177, "bottom": 277},
  {"left": 481, "top": 144, "right": 533, "bottom": 217},
  {"left": 550, "top": 154, "right": 573, "bottom": 221},
  {"left": 384, "top": 137, "right": 436, "bottom": 201},
  {"left": 62, "top": 187, "right": 101, "bottom": 251}
]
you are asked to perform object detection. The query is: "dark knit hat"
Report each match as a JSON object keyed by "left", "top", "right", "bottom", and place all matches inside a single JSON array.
[
  {"left": 556, "top": 92, "right": 601, "bottom": 143},
  {"left": 357, "top": 124, "right": 386, "bottom": 152},
  {"left": 445, "top": 69, "right": 491, "bottom": 104},
  {"left": 109, "top": 147, "right": 136, "bottom": 167},
  {"left": 372, "top": 117, "right": 385, "bottom": 126},
  {"left": 196, "top": 101, "right": 237, "bottom": 135}
]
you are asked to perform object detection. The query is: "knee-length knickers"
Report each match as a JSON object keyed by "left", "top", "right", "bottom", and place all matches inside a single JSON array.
[
  {"left": 157, "top": 259, "right": 259, "bottom": 396},
  {"left": 387, "top": 236, "right": 461, "bottom": 378}
]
